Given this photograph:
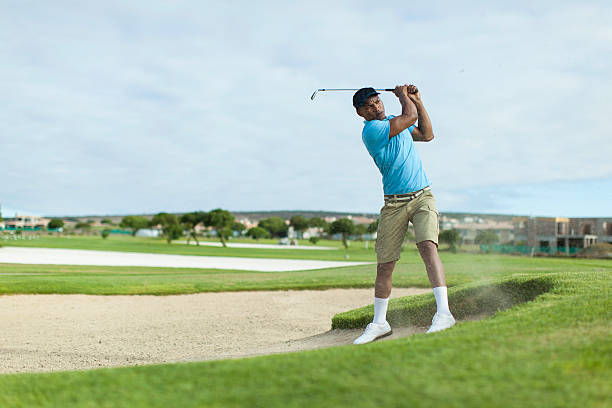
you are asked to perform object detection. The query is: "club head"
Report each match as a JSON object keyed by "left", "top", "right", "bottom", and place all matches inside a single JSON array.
[{"left": 310, "top": 89, "right": 320, "bottom": 101}]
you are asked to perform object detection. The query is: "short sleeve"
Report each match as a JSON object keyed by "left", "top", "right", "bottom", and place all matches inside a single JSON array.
[
  {"left": 362, "top": 120, "right": 390, "bottom": 154},
  {"left": 408, "top": 124, "right": 416, "bottom": 134}
]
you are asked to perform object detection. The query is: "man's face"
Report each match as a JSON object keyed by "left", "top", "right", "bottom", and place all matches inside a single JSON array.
[{"left": 356, "top": 95, "right": 385, "bottom": 121}]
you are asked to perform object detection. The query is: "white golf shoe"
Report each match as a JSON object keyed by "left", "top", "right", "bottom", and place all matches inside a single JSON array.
[
  {"left": 353, "top": 321, "right": 392, "bottom": 345},
  {"left": 426, "top": 312, "right": 456, "bottom": 333}
]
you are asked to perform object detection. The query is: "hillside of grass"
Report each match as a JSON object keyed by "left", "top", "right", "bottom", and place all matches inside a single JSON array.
[
  {"left": 1, "top": 235, "right": 372, "bottom": 261},
  {"left": 0, "top": 269, "right": 609, "bottom": 407},
  {"left": 0, "top": 250, "right": 608, "bottom": 295}
]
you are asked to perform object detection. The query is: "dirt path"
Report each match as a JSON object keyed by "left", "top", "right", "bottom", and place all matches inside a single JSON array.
[{"left": 0, "top": 288, "right": 430, "bottom": 374}]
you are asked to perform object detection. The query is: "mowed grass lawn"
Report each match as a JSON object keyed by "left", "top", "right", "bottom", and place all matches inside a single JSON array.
[
  {"left": 0, "top": 244, "right": 609, "bottom": 295},
  {"left": 0, "top": 235, "right": 365, "bottom": 261},
  {"left": 0, "top": 237, "right": 610, "bottom": 407}
]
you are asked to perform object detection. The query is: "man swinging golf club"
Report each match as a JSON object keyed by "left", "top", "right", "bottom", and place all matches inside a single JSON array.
[{"left": 353, "top": 84, "right": 455, "bottom": 345}]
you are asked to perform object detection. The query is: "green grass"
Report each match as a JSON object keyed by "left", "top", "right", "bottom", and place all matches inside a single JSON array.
[
  {"left": 0, "top": 238, "right": 610, "bottom": 406},
  {"left": 0, "top": 251, "right": 608, "bottom": 295},
  {"left": 1, "top": 235, "right": 378, "bottom": 261},
  {"left": 332, "top": 276, "right": 555, "bottom": 329},
  {"left": 0, "top": 270, "right": 610, "bottom": 407}
]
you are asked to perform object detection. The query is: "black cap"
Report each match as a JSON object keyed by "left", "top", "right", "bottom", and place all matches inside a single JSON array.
[{"left": 353, "top": 87, "right": 380, "bottom": 108}]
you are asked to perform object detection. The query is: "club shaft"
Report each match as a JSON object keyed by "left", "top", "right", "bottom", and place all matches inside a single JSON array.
[{"left": 317, "top": 88, "right": 393, "bottom": 92}]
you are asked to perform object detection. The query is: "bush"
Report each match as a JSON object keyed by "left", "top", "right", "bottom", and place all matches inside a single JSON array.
[
  {"left": 101, "top": 229, "right": 111, "bottom": 239},
  {"left": 578, "top": 243, "right": 612, "bottom": 259},
  {"left": 309, "top": 236, "right": 319, "bottom": 245},
  {"left": 439, "top": 229, "right": 461, "bottom": 253},
  {"left": 475, "top": 230, "right": 500, "bottom": 245},
  {"left": 48, "top": 219, "right": 64, "bottom": 229},
  {"left": 247, "top": 227, "right": 269, "bottom": 240},
  {"left": 258, "top": 217, "right": 288, "bottom": 238}
]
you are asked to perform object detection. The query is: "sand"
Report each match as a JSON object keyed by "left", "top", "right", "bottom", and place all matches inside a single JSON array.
[
  {"left": 0, "top": 247, "right": 371, "bottom": 272},
  {"left": 176, "top": 241, "right": 336, "bottom": 250},
  {"left": 0, "top": 288, "right": 430, "bottom": 374}
]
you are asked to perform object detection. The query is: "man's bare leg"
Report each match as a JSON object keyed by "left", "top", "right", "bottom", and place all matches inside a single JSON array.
[
  {"left": 353, "top": 261, "right": 396, "bottom": 344},
  {"left": 417, "top": 240, "right": 455, "bottom": 332},
  {"left": 416, "top": 240, "right": 446, "bottom": 288},
  {"left": 375, "top": 260, "right": 396, "bottom": 298},
  {"left": 370, "top": 260, "right": 396, "bottom": 324}
]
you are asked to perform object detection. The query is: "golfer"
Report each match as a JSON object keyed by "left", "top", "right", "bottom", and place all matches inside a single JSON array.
[{"left": 353, "top": 84, "right": 455, "bottom": 345}]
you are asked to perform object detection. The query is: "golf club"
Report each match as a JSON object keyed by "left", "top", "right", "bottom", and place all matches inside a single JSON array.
[{"left": 310, "top": 88, "right": 393, "bottom": 101}]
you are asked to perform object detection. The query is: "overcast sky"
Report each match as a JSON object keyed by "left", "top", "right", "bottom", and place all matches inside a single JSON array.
[{"left": 2, "top": 1, "right": 611, "bottom": 218}]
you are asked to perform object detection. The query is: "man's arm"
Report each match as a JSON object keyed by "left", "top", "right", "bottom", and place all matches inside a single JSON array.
[
  {"left": 389, "top": 85, "right": 418, "bottom": 138},
  {"left": 407, "top": 86, "right": 434, "bottom": 142}
]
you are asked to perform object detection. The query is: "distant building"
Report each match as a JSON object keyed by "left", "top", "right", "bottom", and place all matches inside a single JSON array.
[
  {"left": 3, "top": 214, "right": 50, "bottom": 230},
  {"left": 439, "top": 215, "right": 514, "bottom": 244},
  {"left": 347, "top": 215, "right": 376, "bottom": 225},
  {"left": 513, "top": 216, "right": 612, "bottom": 252}
]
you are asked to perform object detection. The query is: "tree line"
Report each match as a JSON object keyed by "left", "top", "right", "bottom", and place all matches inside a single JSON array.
[
  {"left": 116, "top": 212, "right": 377, "bottom": 248},
  {"left": 44, "top": 212, "right": 502, "bottom": 252}
]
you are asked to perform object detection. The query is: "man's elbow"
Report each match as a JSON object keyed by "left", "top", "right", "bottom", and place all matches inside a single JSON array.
[
  {"left": 408, "top": 112, "right": 418, "bottom": 125},
  {"left": 423, "top": 132, "right": 434, "bottom": 142}
]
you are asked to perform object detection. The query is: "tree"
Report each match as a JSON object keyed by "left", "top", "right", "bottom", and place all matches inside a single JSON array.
[
  {"left": 151, "top": 212, "right": 182, "bottom": 244},
  {"left": 367, "top": 219, "right": 379, "bottom": 233},
  {"left": 120, "top": 215, "right": 150, "bottom": 236},
  {"left": 232, "top": 222, "right": 246, "bottom": 236},
  {"left": 475, "top": 230, "right": 500, "bottom": 245},
  {"left": 439, "top": 229, "right": 461, "bottom": 253},
  {"left": 309, "top": 236, "right": 320, "bottom": 245},
  {"left": 180, "top": 211, "right": 207, "bottom": 246},
  {"left": 204, "top": 208, "right": 235, "bottom": 247},
  {"left": 354, "top": 224, "right": 368, "bottom": 240},
  {"left": 290, "top": 216, "right": 309, "bottom": 238},
  {"left": 101, "top": 229, "right": 111, "bottom": 239},
  {"left": 330, "top": 218, "right": 355, "bottom": 249},
  {"left": 101, "top": 218, "right": 113, "bottom": 225},
  {"left": 258, "top": 217, "right": 288, "bottom": 238},
  {"left": 48, "top": 219, "right": 64, "bottom": 230},
  {"left": 309, "top": 217, "right": 328, "bottom": 229},
  {"left": 246, "top": 227, "right": 269, "bottom": 240},
  {"left": 75, "top": 222, "right": 91, "bottom": 230}
]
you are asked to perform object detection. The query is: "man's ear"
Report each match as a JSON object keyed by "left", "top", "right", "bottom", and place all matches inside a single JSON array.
[{"left": 356, "top": 107, "right": 364, "bottom": 118}]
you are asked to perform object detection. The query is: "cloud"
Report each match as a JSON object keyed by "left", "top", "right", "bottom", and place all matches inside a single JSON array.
[{"left": 1, "top": 1, "right": 610, "bottom": 216}]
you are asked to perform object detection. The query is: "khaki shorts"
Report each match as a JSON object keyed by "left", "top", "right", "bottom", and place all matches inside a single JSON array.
[{"left": 375, "top": 190, "right": 439, "bottom": 263}]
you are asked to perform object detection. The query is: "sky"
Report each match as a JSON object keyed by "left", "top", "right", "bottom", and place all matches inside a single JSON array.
[{"left": 2, "top": 0, "right": 611, "bottom": 218}]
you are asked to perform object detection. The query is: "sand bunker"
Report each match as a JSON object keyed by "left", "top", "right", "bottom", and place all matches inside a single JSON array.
[
  {"left": 0, "top": 288, "right": 430, "bottom": 374},
  {"left": 177, "top": 241, "right": 336, "bottom": 250},
  {"left": 0, "top": 247, "right": 370, "bottom": 272}
]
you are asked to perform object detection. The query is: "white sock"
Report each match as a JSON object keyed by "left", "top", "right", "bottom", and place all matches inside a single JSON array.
[
  {"left": 433, "top": 286, "right": 451, "bottom": 315},
  {"left": 373, "top": 297, "right": 389, "bottom": 324}
]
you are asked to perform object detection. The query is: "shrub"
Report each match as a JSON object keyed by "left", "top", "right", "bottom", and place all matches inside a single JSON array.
[
  {"left": 439, "top": 229, "right": 461, "bottom": 253},
  {"left": 247, "top": 227, "right": 269, "bottom": 240},
  {"left": 578, "top": 243, "right": 612, "bottom": 259},
  {"left": 48, "top": 219, "right": 64, "bottom": 229}
]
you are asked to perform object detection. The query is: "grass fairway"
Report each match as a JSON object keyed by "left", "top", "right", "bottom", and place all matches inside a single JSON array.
[
  {"left": 0, "top": 251, "right": 609, "bottom": 295},
  {"left": 0, "top": 270, "right": 610, "bottom": 407},
  {"left": 0, "top": 240, "right": 610, "bottom": 407},
  {"left": 1, "top": 235, "right": 365, "bottom": 261}
]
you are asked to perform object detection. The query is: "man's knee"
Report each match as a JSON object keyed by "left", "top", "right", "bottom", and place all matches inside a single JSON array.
[
  {"left": 417, "top": 240, "right": 438, "bottom": 252},
  {"left": 377, "top": 260, "right": 396, "bottom": 277}
]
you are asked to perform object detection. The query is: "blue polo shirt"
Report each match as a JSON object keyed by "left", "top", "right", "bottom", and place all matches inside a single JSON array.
[{"left": 362, "top": 115, "right": 431, "bottom": 195}]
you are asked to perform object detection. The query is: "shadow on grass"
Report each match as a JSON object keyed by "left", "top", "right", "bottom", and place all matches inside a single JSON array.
[{"left": 332, "top": 277, "right": 554, "bottom": 329}]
